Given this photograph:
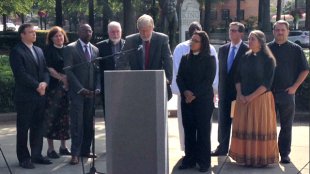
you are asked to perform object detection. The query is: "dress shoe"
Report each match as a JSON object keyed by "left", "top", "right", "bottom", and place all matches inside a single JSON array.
[
  {"left": 280, "top": 156, "right": 291, "bottom": 164},
  {"left": 47, "top": 150, "right": 60, "bottom": 158},
  {"left": 199, "top": 166, "right": 210, "bottom": 173},
  {"left": 81, "top": 153, "right": 97, "bottom": 158},
  {"left": 178, "top": 163, "right": 195, "bottom": 170},
  {"left": 32, "top": 156, "right": 52, "bottom": 164},
  {"left": 19, "top": 159, "right": 35, "bottom": 169},
  {"left": 59, "top": 147, "right": 71, "bottom": 156},
  {"left": 70, "top": 156, "right": 79, "bottom": 165},
  {"left": 211, "top": 148, "right": 227, "bottom": 156}
]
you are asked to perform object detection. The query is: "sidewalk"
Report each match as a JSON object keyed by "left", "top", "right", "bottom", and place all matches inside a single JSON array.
[{"left": 0, "top": 117, "right": 309, "bottom": 174}]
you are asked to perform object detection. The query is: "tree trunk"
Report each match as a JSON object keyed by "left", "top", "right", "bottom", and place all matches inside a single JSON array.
[
  {"left": 306, "top": 0, "right": 310, "bottom": 30},
  {"left": 55, "top": 0, "right": 63, "bottom": 27},
  {"left": 258, "top": 0, "right": 271, "bottom": 32},
  {"left": 276, "top": 0, "right": 282, "bottom": 21},
  {"left": 204, "top": 0, "right": 211, "bottom": 33},
  {"left": 3, "top": 15, "right": 7, "bottom": 32},
  {"left": 89, "top": 0, "right": 95, "bottom": 31},
  {"left": 236, "top": 0, "right": 241, "bottom": 21},
  {"left": 102, "top": 0, "right": 112, "bottom": 36},
  {"left": 123, "top": 0, "right": 136, "bottom": 36},
  {"left": 21, "top": 14, "right": 25, "bottom": 24}
]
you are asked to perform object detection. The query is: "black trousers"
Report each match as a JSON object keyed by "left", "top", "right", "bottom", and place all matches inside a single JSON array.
[
  {"left": 15, "top": 98, "right": 46, "bottom": 163},
  {"left": 181, "top": 98, "right": 214, "bottom": 168},
  {"left": 217, "top": 99, "right": 233, "bottom": 153},
  {"left": 274, "top": 92, "right": 295, "bottom": 157}
]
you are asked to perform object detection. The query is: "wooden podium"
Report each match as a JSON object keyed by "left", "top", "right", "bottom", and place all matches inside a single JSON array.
[{"left": 104, "top": 70, "right": 168, "bottom": 174}]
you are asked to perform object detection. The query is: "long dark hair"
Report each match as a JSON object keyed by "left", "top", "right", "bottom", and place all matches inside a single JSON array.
[{"left": 191, "top": 30, "right": 211, "bottom": 56}]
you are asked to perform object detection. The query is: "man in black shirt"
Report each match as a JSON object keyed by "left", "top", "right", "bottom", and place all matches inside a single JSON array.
[{"left": 268, "top": 20, "right": 309, "bottom": 164}]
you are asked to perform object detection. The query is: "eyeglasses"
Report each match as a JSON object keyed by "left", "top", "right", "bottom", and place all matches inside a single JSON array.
[
  {"left": 191, "top": 39, "right": 201, "bottom": 43},
  {"left": 229, "top": 29, "right": 239, "bottom": 33}
]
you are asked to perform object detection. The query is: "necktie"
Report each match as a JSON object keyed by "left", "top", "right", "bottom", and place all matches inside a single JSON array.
[
  {"left": 31, "top": 47, "right": 39, "bottom": 64},
  {"left": 227, "top": 46, "right": 236, "bottom": 72},
  {"left": 84, "top": 45, "right": 91, "bottom": 62},
  {"left": 144, "top": 41, "right": 150, "bottom": 69}
]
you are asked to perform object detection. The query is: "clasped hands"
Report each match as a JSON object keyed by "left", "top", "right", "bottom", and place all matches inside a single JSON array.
[
  {"left": 184, "top": 90, "right": 196, "bottom": 103},
  {"left": 80, "top": 89, "right": 101, "bottom": 97},
  {"left": 237, "top": 94, "right": 254, "bottom": 104},
  {"left": 36, "top": 82, "right": 48, "bottom": 96}
]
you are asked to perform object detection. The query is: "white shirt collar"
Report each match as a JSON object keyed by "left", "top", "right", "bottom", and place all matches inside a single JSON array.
[
  {"left": 79, "top": 39, "right": 90, "bottom": 48},
  {"left": 230, "top": 40, "right": 242, "bottom": 49}
]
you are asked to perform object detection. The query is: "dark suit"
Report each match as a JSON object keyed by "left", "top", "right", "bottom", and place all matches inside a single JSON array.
[
  {"left": 9, "top": 42, "right": 49, "bottom": 163},
  {"left": 64, "top": 40, "right": 100, "bottom": 156},
  {"left": 216, "top": 42, "right": 248, "bottom": 153},
  {"left": 96, "top": 39, "right": 125, "bottom": 113},
  {"left": 117, "top": 32, "right": 173, "bottom": 99}
]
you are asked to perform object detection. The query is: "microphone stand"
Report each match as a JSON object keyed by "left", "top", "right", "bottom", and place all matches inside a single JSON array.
[{"left": 63, "top": 45, "right": 141, "bottom": 174}]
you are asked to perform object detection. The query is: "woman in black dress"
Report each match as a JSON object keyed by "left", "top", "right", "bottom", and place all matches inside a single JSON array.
[
  {"left": 177, "top": 31, "right": 216, "bottom": 172},
  {"left": 44, "top": 26, "right": 71, "bottom": 158}
]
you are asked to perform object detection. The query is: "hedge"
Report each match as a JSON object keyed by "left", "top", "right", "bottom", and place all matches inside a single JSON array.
[{"left": 0, "top": 55, "right": 14, "bottom": 112}]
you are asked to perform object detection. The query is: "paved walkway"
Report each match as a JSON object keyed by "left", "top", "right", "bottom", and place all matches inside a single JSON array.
[{"left": 0, "top": 117, "right": 309, "bottom": 174}]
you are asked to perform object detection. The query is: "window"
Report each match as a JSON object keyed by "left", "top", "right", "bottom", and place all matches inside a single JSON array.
[
  {"left": 239, "top": 10, "right": 244, "bottom": 20},
  {"left": 210, "top": 9, "right": 217, "bottom": 20},
  {"left": 222, "top": 9, "right": 230, "bottom": 20}
]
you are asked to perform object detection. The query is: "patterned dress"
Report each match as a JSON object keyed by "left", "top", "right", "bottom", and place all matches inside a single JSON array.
[{"left": 43, "top": 45, "right": 70, "bottom": 140}]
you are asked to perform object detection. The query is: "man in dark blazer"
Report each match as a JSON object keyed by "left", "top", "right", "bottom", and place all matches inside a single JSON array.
[
  {"left": 64, "top": 24, "right": 100, "bottom": 165},
  {"left": 9, "top": 23, "right": 52, "bottom": 169},
  {"left": 96, "top": 21, "right": 125, "bottom": 115},
  {"left": 117, "top": 14, "right": 173, "bottom": 99},
  {"left": 211, "top": 22, "right": 248, "bottom": 156}
]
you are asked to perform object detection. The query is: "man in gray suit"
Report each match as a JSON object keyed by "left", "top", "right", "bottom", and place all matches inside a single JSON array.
[
  {"left": 117, "top": 14, "right": 173, "bottom": 99},
  {"left": 64, "top": 24, "right": 100, "bottom": 165}
]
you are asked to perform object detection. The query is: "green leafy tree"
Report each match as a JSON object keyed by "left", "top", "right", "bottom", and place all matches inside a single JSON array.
[{"left": 0, "top": 0, "right": 33, "bottom": 31}]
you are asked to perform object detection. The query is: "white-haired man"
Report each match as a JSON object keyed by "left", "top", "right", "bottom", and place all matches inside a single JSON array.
[
  {"left": 117, "top": 14, "right": 173, "bottom": 99},
  {"left": 96, "top": 21, "right": 125, "bottom": 116}
]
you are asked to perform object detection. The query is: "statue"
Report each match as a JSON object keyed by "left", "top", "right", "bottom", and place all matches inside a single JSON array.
[{"left": 159, "top": 0, "right": 178, "bottom": 49}]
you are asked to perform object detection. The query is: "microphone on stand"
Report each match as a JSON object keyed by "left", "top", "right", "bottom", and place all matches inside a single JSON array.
[{"left": 63, "top": 45, "right": 143, "bottom": 71}]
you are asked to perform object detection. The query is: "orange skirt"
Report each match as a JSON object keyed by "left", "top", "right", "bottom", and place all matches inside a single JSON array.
[{"left": 229, "top": 92, "right": 279, "bottom": 166}]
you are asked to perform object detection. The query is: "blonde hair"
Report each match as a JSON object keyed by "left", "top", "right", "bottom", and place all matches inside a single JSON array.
[
  {"left": 273, "top": 20, "right": 290, "bottom": 30},
  {"left": 247, "top": 30, "right": 276, "bottom": 66},
  {"left": 137, "top": 14, "right": 154, "bottom": 29}
]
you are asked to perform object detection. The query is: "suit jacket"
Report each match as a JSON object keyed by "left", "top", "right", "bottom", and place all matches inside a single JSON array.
[
  {"left": 117, "top": 32, "right": 173, "bottom": 82},
  {"left": 218, "top": 42, "right": 248, "bottom": 104},
  {"left": 64, "top": 40, "right": 100, "bottom": 94},
  {"left": 96, "top": 39, "right": 125, "bottom": 88},
  {"left": 9, "top": 42, "right": 49, "bottom": 102}
]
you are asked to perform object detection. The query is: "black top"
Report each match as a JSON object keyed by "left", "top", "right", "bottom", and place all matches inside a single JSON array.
[
  {"left": 44, "top": 45, "right": 65, "bottom": 90},
  {"left": 236, "top": 51, "right": 275, "bottom": 96},
  {"left": 177, "top": 52, "right": 216, "bottom": 101},
  {"left": 268, "top": 41, "right": 309, "bottom": 91}
]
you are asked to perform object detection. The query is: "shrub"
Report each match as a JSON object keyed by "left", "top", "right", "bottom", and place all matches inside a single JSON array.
[{"left": 0, "top": 55, "right": 15, "bottom": 112}]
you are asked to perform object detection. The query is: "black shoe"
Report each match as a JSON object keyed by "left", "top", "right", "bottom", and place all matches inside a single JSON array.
[
  {"left": 47, "top": 150, "right": 60, "bottom": 159},
  {"left": 178, "top": 156, "right": 196, "bottom": 170},
  {"left": 19, "top": 159, "right": 35, "bottom": 169},
  {"left": 280, "top": 156, "right": 291, "bottom": 164},
  {"left": 59, "top": 147, "right": 71, "bottom": 156},
  {"left": 199, "top": 166, "right": 210, "bottom": 173},
  {"left": 32, "top": 156, "right": 52, "bottom": 165},
  {"left": 211, "top": 148, "right": 227, "bottom": 156},
  {"left": 81, "top": 153, "right": 97, "bottom": 158},
  {"left": 178, "top": 163, "right": 195, "bottom": 170}
]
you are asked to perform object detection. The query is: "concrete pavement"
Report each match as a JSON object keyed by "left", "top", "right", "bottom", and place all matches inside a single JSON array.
[{"left": 0, "top": 117, "right": 309, "bottom": 174}]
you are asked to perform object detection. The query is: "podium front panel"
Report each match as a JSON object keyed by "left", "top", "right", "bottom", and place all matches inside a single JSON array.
[{"left": 104, "top": 70, "right": 168, "bottom": 174}]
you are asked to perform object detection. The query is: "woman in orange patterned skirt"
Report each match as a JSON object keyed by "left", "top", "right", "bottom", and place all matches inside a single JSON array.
[{"left": 229, "top": 30, "right": 279, "bottom": 167}]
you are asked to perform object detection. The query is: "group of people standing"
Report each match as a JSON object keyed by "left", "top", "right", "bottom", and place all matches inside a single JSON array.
[
  {"left": 8, "top": 12, "right": 308, "bottom": 173},
  {"left": 172, "top": 20, "right": 309, "bottom": 172}
]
